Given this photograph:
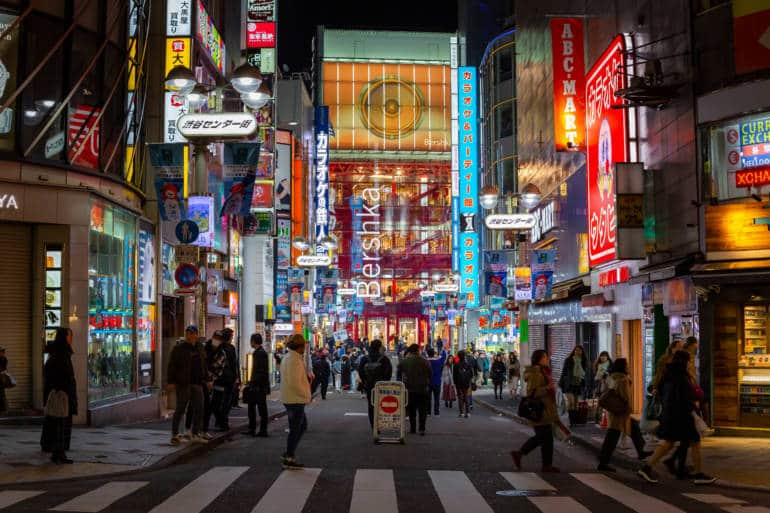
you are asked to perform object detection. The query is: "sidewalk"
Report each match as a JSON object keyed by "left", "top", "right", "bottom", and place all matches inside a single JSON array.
[
  {"left": 0, "top": 396, "right": 287, "bottom": 485},
  {"left": 473, "top": 388, "right": 770, "bottom": 490}
]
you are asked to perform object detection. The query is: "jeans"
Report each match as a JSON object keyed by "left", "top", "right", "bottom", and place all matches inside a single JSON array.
[
  {"left": 428, "top": 384, "right": 441, "bottom": 415},
  {"left": 456, "top": 386, "right": 470, "bottom": 414},
  {"left": 284, "top": 404, "right": 307, "bottom": 458},
  {"left": 599, "top": 419, "right": 647, "bottom": 466},
  {"left": 211, "top": 385, "right": 234, "bottom": 428},
  {"left": 247, "top": 389, "right": 268, "bottom": 434},
  {"left": 521, "top": 424, "right": 554, "bottom": 467},
  {"left": 173, "top": 384, "right": 203, "bottom": 436},
  {"left": 407, "top": 389, "right": 428, "bottom": 432}
]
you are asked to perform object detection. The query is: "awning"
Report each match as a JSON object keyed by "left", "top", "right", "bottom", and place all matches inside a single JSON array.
[
  {"left": 531, "top": 275, "right": 589, "bottom": 304},
  {"left": 628, "top": 256, "right": 694, "bottom": 284},
  {"left": 691, "top": 259, "right": 770, "bottom": 283}
]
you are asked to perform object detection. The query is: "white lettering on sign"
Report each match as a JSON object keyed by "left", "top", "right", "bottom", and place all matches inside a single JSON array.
[
  {"left": 177, "top": 113, "right": 257, "bottom": 139},
  {"left": 0, "top": 194, "right": 18, "bottom": 209},
  {"left": 434, "top": 283, "right": 459, "bottom": 293},
  {"left": 297, "top": 254, "right": 331, "bottom": 267},
  {"left": 484, "top": 214, "right": 536, "bottom": 230},
  {"left": 354, "top": 186, "right": 382, "bottom": 298},
  {"left": 531, "top": 201, "right": 556, "bottom": 242}
]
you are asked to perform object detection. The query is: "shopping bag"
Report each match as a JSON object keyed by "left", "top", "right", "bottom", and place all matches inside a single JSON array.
[{"left": 44, "top": 390, "right": 69, "bottom": 418}]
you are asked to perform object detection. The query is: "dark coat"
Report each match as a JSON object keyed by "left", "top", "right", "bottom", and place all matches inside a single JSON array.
[
  {"left": 559, "top": 355, "right": 592, "bottom": 395},
  {"left": 491, "top": 360, "right": 507, "bottom": 384},
  {"left": 341, "top": 357, "right": 352, "bottom": 388},
  {"left": 249, "top": 346, "right": 270, "bottom": 393},
  {"left": 398, "top": 353, "right": 432, "bottom": 392},
  {"left": 453, "top": 359, "right": 474, "bottom": 389},
  {"left": 44, "top": 349, "right": 77, "bottom": 416},
  {"left": 657, "top": 363, "right": 699, "bottom": 442},
  {"left": 167, "top": 340, "right": 208, "bottom": 387},
  {"left": 358, "top": 351, "right": 393, "bottom": 391},
  {"left": 313, "top": 355, "right": 331, "bottom": 381}
]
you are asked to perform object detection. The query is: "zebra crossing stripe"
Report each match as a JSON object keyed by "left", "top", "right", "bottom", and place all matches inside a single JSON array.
[
  {"left": 250, "top": 468, "right": 322, "bottom": 513},
  {"left": 499, "top": 472, "right": 556, "bottom": 491},
  {"left": 350, "top": 469, "right": 398, "bottom": 513},
  {"left": 428, "top": 471, "right": 494, "bottom": 513},
  {"left": 722, "top": 506, "right": 770, "bottom": 513},
  {"left": 0, "top": 491, "right": 44, "bottom": 510},
  {"left": 148, "top": 466, "right": 248, "bottom": 513},
  {"left": 571, "top": 473, "right": 687, "bottom": 513},
  {"left": 51, "top": 482, "right": 149, "bottom": 512},
  {"left": 682, "top": 494, "right": 747, "bottom": 506},
  {"left": 529, "top": 496, "right": 592, "bottom": 513}
]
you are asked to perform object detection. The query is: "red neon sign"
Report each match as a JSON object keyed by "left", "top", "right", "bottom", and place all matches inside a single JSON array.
[
  {"left": 598, "top": 266, "right": 630, "bottom": 288},
  {"left": 247, "top": 22, "right": 275, "bottom": 49}
]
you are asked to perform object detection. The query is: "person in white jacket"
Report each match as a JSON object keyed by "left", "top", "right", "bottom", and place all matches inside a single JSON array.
[{"left": 280, "top": 334, "right": 312, "bottom": 470}]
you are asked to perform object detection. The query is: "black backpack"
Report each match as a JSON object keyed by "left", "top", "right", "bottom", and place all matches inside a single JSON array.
[{"left": 363, "top": 356, "right": 385, "bottom": 389}]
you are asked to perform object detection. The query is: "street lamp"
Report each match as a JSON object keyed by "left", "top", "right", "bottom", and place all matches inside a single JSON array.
[
  {"left": 318, "top": 234, "right": 338, "bottom": 251},
  {"left": 292, "top": 236, "right": 311, "bottom": 252},
  {"left": 241, "top": 82, "right": 272, "bottom": 109},
  {"left": 520, "top": 182, "right": 543, "bottom": 210},
  {"left": 165, "top": 65, "right": 197, "bottom": 94},
  {"left": 479, "top": 184, "right": 500, "bottom": 210},
  {"left": 186, "top": 84, "right": 212, "bottom": 110},
  {"left": 230, "top": 63, "right": 263, "bottom": 94}
]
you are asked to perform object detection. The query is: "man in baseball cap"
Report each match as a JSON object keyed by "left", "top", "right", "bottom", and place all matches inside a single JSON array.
[{"left": 185, "top": 325, "right": 199, "bottom": 334}]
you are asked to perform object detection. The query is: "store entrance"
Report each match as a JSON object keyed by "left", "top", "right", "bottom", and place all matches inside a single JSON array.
[{"left": 623, "top": 319, "right": 643, "bottom": 415}]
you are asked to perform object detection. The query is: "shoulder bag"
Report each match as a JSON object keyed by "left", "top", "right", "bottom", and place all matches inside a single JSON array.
[
  {"left": 517, "top": 387, "right": 545, "bottom": 422},
  {"left": 44, "top": 390, "right": 69, "bottom": 418},
  {"left": 598, "top": 387, "right": 629, "bottom": 416}
]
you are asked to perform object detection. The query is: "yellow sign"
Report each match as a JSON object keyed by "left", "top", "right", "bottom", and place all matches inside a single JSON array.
[{"left": 165, "top": 37, "right": 192, "bottom": 85}]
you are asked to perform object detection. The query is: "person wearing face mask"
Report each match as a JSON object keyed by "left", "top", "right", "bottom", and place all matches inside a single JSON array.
[{"left": 207, "top": 331, "right": 233, "bottom": 431}]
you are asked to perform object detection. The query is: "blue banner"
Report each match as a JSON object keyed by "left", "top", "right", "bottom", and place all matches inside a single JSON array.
[
  {"left": 148, "top": 144, "right": 185, "bottom": 222},
  {"left": 221, "top": 142, "right": 260, "bottom": 217},
  {"left": 485, "top": 271, "right": 507, "bottom": 298},
  {"left": 458, "top": 67, "right": 480, "bottom": 307},
  {"left": 531, "top": 249, "right": 555, "bottom": 301}
]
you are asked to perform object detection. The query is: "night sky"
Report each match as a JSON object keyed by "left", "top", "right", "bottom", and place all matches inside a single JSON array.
[{"left": 277, "top": 0, "right": 459, "bottom": 73}]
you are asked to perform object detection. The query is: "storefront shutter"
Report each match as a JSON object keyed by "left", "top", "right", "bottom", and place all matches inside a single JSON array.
[
  {"left": 0, "top": 223, "right": 32, "bottom": 410},
  {"left": 529, "top": 324, "right": 545, "bottom": 352},
  {"left": 548, "top": 323, "right": 577, "bottom": 386}
]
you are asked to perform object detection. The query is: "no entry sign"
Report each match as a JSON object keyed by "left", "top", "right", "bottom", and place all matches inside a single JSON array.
[
  {"left": 380, "top": 395, "right": 399, "bottom": 414},
  {"left": 372, "top": 381, "right": 406, "bottom": 444}
]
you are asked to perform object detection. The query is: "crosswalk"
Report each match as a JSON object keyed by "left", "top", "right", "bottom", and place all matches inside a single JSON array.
[{"left": 0, "top": 467, "right": 766, "bottom": 513}]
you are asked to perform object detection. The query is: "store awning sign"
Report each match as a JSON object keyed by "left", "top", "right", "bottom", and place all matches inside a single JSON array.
[
  {"left": 177, "top": 113, "right": 257, "bottom": 139},
  {"left": 484, "top": 213, "right": 536, "bottom": 230}
]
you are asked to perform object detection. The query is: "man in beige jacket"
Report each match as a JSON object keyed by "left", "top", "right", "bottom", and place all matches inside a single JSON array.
[{"left": 280, "top": 334, "right": 312, "bottom": 469}]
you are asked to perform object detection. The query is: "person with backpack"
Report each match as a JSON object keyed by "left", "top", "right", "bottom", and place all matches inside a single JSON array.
[
  {"left": 453, "top": 350, "right": 474, "bottom": 418},
  {"left": 426, "top": 347, "right": 447, "bottom": 416},
  {"left": 358, "top": 339, "right": 393, "bottom": 428},
  {"left": 597, "top": 358, "right": 652, "bottom": 471},
  {"left": 398, "top": 343, "right": 433, "bottom": 435}
]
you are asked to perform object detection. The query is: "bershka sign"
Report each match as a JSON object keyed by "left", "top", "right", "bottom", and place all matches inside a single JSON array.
[
  {"left": 550, "top": 18, "right": 586, "bottom": 151},
  {"left": 177, "top": 113, "right": 257, "bottom": 139},
  {"left": 484, "top": 214, "right": 536, "bottom": 230},
  {"left": 598, "top": 265, "right": 631, "bottom": 287},
  {"left": 586, "top": 35, "right": 627, "bottom": 267},
  {"left": 353, "top": 187, "right": 382, "bottom": 298}
]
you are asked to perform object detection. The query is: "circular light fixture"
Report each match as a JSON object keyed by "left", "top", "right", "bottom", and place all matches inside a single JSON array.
[
  {"left": 431, "top": 271, "right": 444, "bottom": 282},
  {"left": 319, "top": 234, "right": 338, "bottom": 250},
  {"left": 186, "top": 84, "right": 211, "bottom": 110},
  {"left": 418, "top": 281, "right": 427, "bottom": 290},
  {"left": 230, "top": 63, "right": 263, "bottom": 94},
  {"left": 520, "top": 182, "right": 542, "bottom": 209},
  {"left": 292, "top": 236, "right": 310, "bottom": 251},
  {"left": 165, "top": 65, "right": 197, "bottom": 95},
  {"left": 35, "top": 99, "right": 56, "bottom": 112},
  {"left": 479, "top": 184, "right": 500, "bottom": 210}
]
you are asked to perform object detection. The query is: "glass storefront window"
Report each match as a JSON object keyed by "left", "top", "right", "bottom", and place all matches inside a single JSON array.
[
  {"left": 738, "top": 304, "right": 770, "bottom": 426},
  {"left": 137, "top": 223, "right": 156, "bottom": 387},
  {"left": 88, "top": 200, "right": 136, "bottom": 403}
]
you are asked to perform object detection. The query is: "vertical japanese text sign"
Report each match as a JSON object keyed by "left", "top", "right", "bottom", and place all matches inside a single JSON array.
[
  {"left": 458, "top": 67, "right": 479, "bottom": 308},
  {"left": 314, "top": 106, "right": 330, "bottom": 256}
]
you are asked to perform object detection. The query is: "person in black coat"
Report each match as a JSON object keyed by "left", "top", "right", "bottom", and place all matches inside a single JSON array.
[
  {"left": 358, "top": 339, "right": 393, "bottom": 427},
  {"left": 559, "top": 344, "right": 592, "bottom": 427},
  {"left": 210, "top": 330, "right": 238, "bottom": 430},
  {"left": 41, "top": 328, "right": 77, "bottom": 464},
  {"left": 491, "top": 354, "right": 507, "bottom": 400},
  {"left": 312, "top": 351, "right": 331, "bottom": 399},
  {"left": 340, "top": 354, "right": 352, "bottom": 390},
  {"left": 242, "top": 333, "right": 270, "bottom": 437}
]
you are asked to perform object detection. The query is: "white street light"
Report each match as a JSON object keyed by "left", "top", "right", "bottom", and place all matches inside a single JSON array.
[
  {"left": 431, "top": 271, "right": 444, "bottom": 282},
  {"left": 319, "top": 234, "right": 338, "bottom": 250},
  {"left": 292, "top": 236, "right": 310, "bottom": 251},
  {"left": 230, "top": 63, "right": 263, "bottom": 94},
  {"left": 479, "top": 184, "right": 499, "bottom": 210},
  {"left": 241, "top": 82, "right": 272, "bottom": 109},
  {"left": 186, "top": 84, "right": 211, "bottom": 110},
  {"left": 520, "top": 182, "right": 542, "bottom": 209},
  {"left": 165, "top": 65, "right": 197, "bottom": 94}
]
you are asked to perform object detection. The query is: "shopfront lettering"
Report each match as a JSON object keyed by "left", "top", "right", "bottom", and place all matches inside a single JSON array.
[
  {"left": 550, "top": 18, "right": 586, "bottom": 151},
  {"left": 599, "top": 265, "right": 630, "bottom": 287},
  {"left": 355, "top": 186, "right": 381, "bottom": 297},
  {"left": 531, "top": 201, "right": 557, "bottom": 243},
  {"left": 0, "top": 193, "right": 18, "bottom": 209},
  {"left": 740, "top": 118, "right": 770, "bottom": 146},
  {"left": 735, "top": 167, "right": 770, "bottom": 188}
]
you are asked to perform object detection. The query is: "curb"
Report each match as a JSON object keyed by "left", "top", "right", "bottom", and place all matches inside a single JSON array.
[{"left": 474, "top": 396, "right": 770, "bottom": 493}]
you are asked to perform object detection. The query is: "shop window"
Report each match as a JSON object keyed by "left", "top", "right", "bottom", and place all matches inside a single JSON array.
[
  {"left": 495, "top": 46, "right": 513, "bottom": 83},
  {"left": 88, "top": 199, "right": 136, "bottom": 404},
  {"left": 739, "top": 305, "right": 770, "bottom": 427}
]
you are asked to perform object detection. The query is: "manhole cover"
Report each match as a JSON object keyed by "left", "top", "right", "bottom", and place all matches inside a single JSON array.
[{"left": 496, "top": 490, "right": 557, "bottom": 497}]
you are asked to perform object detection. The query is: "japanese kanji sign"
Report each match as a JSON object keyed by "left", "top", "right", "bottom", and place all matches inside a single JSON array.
[
  {"left": 164, "top": 37, "right": 191, "bottom": 81},
  {"left": 166, "top": 0, "right": 192, "bottom": 36},
  {"left": 176, "top": 113, "right": 257, "bottom": 139},
  {"left": 457, "top": 67, "right": 479, "bottom": 308}
]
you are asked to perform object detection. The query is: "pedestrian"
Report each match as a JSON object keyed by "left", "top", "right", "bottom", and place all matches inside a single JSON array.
[
  {"left": 453, "top": 350, "right": 474, "bottom": 417},
  {"left": 593, "top": 351, "right": 613, "bottom": 397},
  {"left": 242, "top": 333, "right": 270, "bottom": 438},
  {"left": 442, "top": 356, "right": 455, "bottom": 408},
  {"left": 398, "top": 343, "right": 432, "bottom": 435},
  {"left": 40, "top": 328, "right": 77, "bottom": 464},
  {"left": 597, "top": 358, "right": 652, "bottom": 471},
  {"left": 222, "top": 328, "right": 241, "bottom": 410},
  {"left": 312, "top": 350, "right": 331, "bottom": 400},
  {"left": 358, "top": 339, "right": 393, "bottom": 428},
  {"left": 340, "top": 353, "right": 352, "bottom": 390},
  {"left": 0, "top": 351, "right": 16, "bottom": 414},
  {"left": 491, "top": 354, "right": 507, "bottom": 400},
  {"left": 426, "top": 347, "right": 447, "bottom": 416},
  {"left": 209, "top": 330, "right": 236, "bottom": 431},
  {"left": 559, "top": 344, "right": 591, "bottom": 427},
  {"left": 637, "top": 350, "right": 716, "bottom": 485},
  {"left": 280, "top": 334, "right": 311, "bottom": 470},
  {"left": 510, "top": 349, "right": 560, "bottom": 473},
  {"left": 332, "top": 354, "right": 342, "bottom": 390},
  {"left": 507, "top": 350, "right": 521, "bottom": 399},
  {"left": 479, "top": 351, "right": 490, "bottom": 386},
  {"left": 167, "top": 325, "right": 209, "bottom": 445}
]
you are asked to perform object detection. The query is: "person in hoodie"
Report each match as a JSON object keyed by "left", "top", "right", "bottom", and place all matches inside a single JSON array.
[
  {"left": 479, "top": 352, "right": 491, "bottom": 386},
  {"left": 510, "top": 350, "right": 560, "bottom": 473},
  {"left": 426, "top": 347, "right": 447, "bottom": 416},
  {"left": 358, "top": 339, "right": 393, "bottom": 428}
]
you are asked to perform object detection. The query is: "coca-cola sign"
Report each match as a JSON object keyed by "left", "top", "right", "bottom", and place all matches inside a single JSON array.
[{"left": 586, "top": 35, "right": 627, "bottom": 267}]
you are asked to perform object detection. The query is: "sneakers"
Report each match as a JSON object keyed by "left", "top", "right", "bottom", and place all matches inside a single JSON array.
[
  {"left": 510, "top": 450, "right": 522, "bottom": 470},
  {"left": 637, "top": 465, "right": 658, "bottom": 483},
  {"left": 281, "top": 455, "right": 305, "bottom": 470},
  {"left": 597, "top": 464, "right": 617, "bottom": 472},
  {"left": 191, "top": 434, "right": 209, "bottom": 444},
  {"left": 691, "top": 472, "right": 717, "bottom": 485}
]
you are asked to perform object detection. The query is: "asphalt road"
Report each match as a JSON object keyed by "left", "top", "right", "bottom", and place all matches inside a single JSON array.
[{"left": 1, "top": 391, "right": 769, "bottom": 513}]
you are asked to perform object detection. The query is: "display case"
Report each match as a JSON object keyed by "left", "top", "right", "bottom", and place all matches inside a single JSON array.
[{"left": 739, "top": 305, "right": 770, "bottom": 427}]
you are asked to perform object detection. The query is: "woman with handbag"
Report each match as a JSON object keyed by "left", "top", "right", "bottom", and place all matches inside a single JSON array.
[
  {"left": 510, "top": 349, "right": 560, "bottom": 473},
  {"left": 597, "top": 358, "right": 652, "bottom": 471},
  {"left": 559, "top": 344, "right": 591, "bottom": 427},
  {"left": 441, "top": 356, "right": 455, "bottom": 408},
  {"left": 40, "top": 328, "right": 77, "bottom": 464}
]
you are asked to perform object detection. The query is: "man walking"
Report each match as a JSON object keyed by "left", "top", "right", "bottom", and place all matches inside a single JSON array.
[
  {"left": 426, "top": 347, "right": 447, "bottom": 416},
  {"left": 280, "top": 334, "right": 311, "bottom": 469},
  {"left": 242, "top": 333, "right": 270, "bottom": 437},
  {"left": 167, "top": 325, "right": 209, "bottom": 445},
  {"left": 398, "top": 343, "right": 432, "bottom": 435},
  {"left": 211, "top": 330, "right": 239, "bottom": 431},
  {"left": 358, "top": 339, "right": 393, "bottom": 428},
  {"left": 312, "top": 350, "right": 331, "bottom": 400}
]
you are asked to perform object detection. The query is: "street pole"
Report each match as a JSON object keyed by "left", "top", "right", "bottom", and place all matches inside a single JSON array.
[{"left": 191, "top": 141, "right": 208, "bottom": 336}]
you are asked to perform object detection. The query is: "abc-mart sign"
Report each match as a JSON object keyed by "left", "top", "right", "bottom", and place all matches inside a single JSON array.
[
  {"left": 297, "top": 254, "right": 331, "bottom": 267},
  {"left": 484, "top": 214, "right": 536, "bottom": 231}
]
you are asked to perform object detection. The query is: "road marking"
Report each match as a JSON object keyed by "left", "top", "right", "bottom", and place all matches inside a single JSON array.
[
  {"left": 571, "top": 473, "right": 686, "bottom": 513},
  {"left": 529, "top": 496, "right": 591, "bottom": 513},
  {"left": 51, "top": 482, "right": 148, "bottom": 512},
  {"left": 344, "top": 412, "right": 368, "bottom": 416},
  {"left": 250, "top": 468, "right": 321, "bottom": 513},
  {"left": 0, "top": 491, "right": 44, "bottom": 510},
  {"left": 350, "top": 469, "right": 397, "bottom": 513},
  {"left": 428, "top": 470, "right": 494, "bottom": 513},
  {"left": 148, "top": 466, "right": 248, "bottom": 513},
  {"left": 683, "top": 494, "right": 747, "bottom": 505},
  {"left": 723, "top": 507, "right": 770, "bottom": 513},
  {"left": 499, "top": 472, "right": 556, "bottom": 491}
]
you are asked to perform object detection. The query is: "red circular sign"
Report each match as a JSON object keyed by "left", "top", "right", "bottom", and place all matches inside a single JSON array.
[
  {"left": 380, "top": 395, "right": 399, "bottom": 414},
  {"left": 727, "top": 128, "right": 739, "bottom": 145},
  {"left": 729, "top": 150, "right": 740, "bottom": 165}
]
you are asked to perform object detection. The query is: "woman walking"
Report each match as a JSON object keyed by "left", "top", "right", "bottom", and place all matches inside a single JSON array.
[
  {"left": 453, "top": 350, "right": 474, "bottom": 418},
  {"left": 280, "top": 334, "right": 312, "bottom": 470},
  {"left": 41, "top": 328, "right": 77, "bottom": 464},
  {"left": 441, "top": 356, "right": 455, "bottom": 408},
  {"left": 511, "top": 350, "right": 560, "bottom": 473},
  {"left": 491, "top": 354, "right": 507, "bottom": 400},
  {"left": 637, "top": 351, "right": 715, "bottom": 485},
  {"left": 559, "top": 345, "right": 591, "bottom": 427},
  {"left": 597, "top": 358, "right": 652, "bottom": 471},
  {"left": 507, "top": 351, "right": 521, "bottom": 399}
]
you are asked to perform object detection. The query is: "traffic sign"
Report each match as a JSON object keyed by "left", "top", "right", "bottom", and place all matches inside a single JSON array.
[
  {"left": 380, "top": 395, "right": 399, "bottom": 414},
  {"left": 175, "top": 220, "right": 199, "bottom": 244},
  {"left": 174, "top": 262, "right": 200, "bottom": 289},
  {"left": 372, "top": 381, "right": 406, "bottom": 444}
]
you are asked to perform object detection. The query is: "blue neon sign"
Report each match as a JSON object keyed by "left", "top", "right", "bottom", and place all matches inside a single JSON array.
[{"left": 458, "top": 67, "right": 479, "bottom": 308}]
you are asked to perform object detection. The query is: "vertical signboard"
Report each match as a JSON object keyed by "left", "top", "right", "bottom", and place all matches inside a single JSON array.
[
  {"left": 315, "top": 106, "right": 330, "bottom": 256},
  {"left": 167, "top": 0, "right": 192, "bottom": 36},
  {"left": 450, "top": 36, "right": 460, "bottom": 279},
  {"left": 586, "top": 35, "right": 627, "bottom": 267},
  {"left": 733, "top": 1, "right": 770, "bottom": 75},
  {"left": 458, "top": 67, "right": 479, "bottom": 307},
  {"left": 550, "top": 18, "right": 586, "bottom": 151}
]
